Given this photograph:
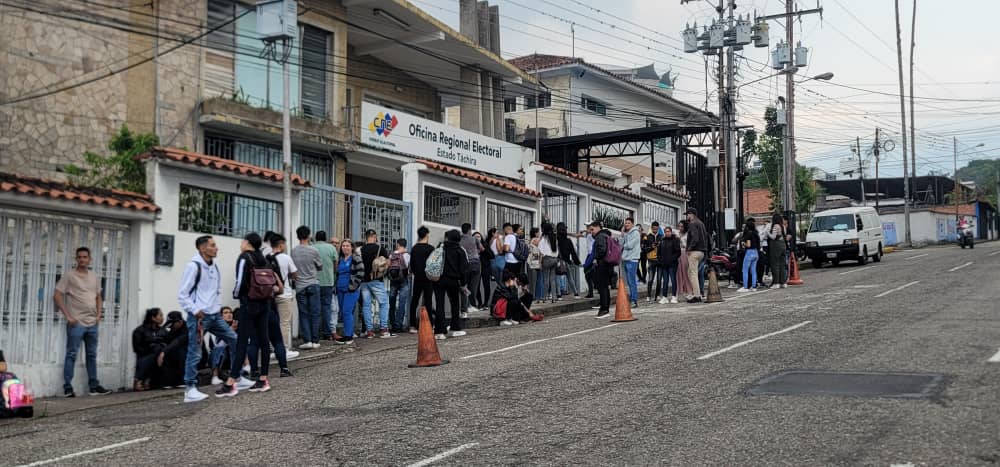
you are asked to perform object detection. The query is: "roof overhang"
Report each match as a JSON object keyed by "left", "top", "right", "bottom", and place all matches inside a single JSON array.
[{"left": 345, "top": 0, "right": 539, "bottom": 96}]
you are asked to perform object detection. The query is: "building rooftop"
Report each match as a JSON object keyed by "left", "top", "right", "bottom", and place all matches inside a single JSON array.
[
  {"left": 139, "top": 147, "right": 311, "bottom": 187},
  {"left": 0, "top": 172, "right": 160, "bottom": 213},
  {"left": 417, "top": 160, "right": 541, "bottom": 198}
]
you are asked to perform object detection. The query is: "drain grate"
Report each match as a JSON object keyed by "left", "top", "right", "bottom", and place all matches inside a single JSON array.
[{"left": 747, "top": 370, "right": 948, "bottom": 399}]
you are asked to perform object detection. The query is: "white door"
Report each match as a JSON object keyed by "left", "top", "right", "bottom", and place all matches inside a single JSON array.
[{"left": 0, "top": 209, "right": 133, "bottom": 397}]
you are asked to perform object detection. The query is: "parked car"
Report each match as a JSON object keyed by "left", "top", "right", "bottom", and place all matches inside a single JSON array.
[{"left": 803, "top": 207, "right": 884, "bottom": 268}]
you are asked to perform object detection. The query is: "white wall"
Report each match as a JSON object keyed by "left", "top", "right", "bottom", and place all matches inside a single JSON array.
[{"left": 880, "top": 211, "right": 977, "bottom": 245}]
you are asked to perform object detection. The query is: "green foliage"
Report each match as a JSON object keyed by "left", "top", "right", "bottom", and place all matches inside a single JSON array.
[
  {"left": 179, "top": 186, "right": 232, "bottom": 236},
  {"left": 743, "top": 107, "right": 821, "bottom": 213},
  {"left": 956, "top": 159, "right": 1000, "bottom": 207},
  {"left": 592, "top": 205, "right": 626, "bottom": 231},
  {"left": 65, "top": 125, "right": 159, "bottom": 193}
]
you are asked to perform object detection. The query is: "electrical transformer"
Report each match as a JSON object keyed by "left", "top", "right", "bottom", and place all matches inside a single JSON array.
[
  {"left": 709, "top": 20, "right": 725, "bottom": 49},
  {"left": 683, "top": 23, "right": 699, "bottom": 53},
  {"left": 795, "top": 41, "right": 809, "bottom": 67},
  {"left": 753, "top": 20, "right": 769, "bottom": 48},
  {"left": 735, "top": 15, "right": 752, "bottom": 46}
]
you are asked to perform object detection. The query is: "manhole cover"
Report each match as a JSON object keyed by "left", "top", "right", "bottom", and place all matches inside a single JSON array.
[{"left": 747, "top": 370, "right": 948, "bottom": 399}]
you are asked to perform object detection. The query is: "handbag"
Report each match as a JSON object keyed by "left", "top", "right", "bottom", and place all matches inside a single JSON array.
[{"left": 555, "top": 258, "right": 568, "bottom": 276}]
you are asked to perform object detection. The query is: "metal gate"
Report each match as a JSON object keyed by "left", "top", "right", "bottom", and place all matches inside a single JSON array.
[
  {"left": 302, "top": 186, "right": 411, "bottom": 251},
  {"left": 0, "top": 209, "right": 132, "bottom": 395}
]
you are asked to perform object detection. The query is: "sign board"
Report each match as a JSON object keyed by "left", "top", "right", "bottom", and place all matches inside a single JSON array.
[
  {"left": 360, "top": 102, "right": 529, "bottom": 180},
  {"left": 724, "top": 208, "right": 736, "bottom": 230}
]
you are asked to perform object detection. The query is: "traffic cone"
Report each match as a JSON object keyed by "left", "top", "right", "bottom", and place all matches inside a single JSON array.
[
  {"left": 408, "top": 307, "right": 449, "bottom": 368},
  {"left": 705, "top": 269, "right": 724, "bottom": 303},
  {"left": 612, "top": 274, "right": 637, "bottom": 322},
  {"left": 787, "top": 255, "right": 804, "bottom": 286}
]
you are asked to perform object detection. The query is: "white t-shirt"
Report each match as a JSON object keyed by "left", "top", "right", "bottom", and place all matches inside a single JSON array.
[
  {"left": 504, "top": 234, "right": 519, "bottom": 263},
  {"left": 539, "top": 237, "right": 558, "bottom": 257},
  {"left": 274, "top": 253, "right": 298, "bottom": 298}
]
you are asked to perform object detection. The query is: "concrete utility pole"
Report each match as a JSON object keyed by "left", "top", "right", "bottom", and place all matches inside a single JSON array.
[
  {"left": 717, "top": 0, "right": 727, "bottom": 216},
  {"left": 857, "top": 136, "right": 866, "bottom": 206},
  {"left": 725, "top": 0, "right": 737, "bottom": 217},
  {"left": 909, "top": 0, "right": 917, "bottom": 182},
  {"left": 783, "top": 0, "right": 795, "bottom": 217},
  {"left": 282, "top": 37, "right": 293, "bottom": 237},
  {"left": 894, "top": 0, "right": 912, "bottom": 246},
  {"left": 953, "top": 136, "right": 959, "bottom": 222},
  {"left": 874, "top": 127, "right": 881, "bottom": 212}
]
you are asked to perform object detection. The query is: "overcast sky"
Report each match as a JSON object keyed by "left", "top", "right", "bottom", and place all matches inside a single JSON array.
[{"left": 414, "top": 0, "right": 1000, "bottom": 179}]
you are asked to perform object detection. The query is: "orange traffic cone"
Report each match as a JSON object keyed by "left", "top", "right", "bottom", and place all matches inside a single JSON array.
[
  {"left": 611, "top": 274, "right": 637, "bottom": 322},
  {"left": 408, "top": 307, "right": 449, "bottom": 368},
  {"left": 787, "top": 255, "right": 804, "bottom": 286}
]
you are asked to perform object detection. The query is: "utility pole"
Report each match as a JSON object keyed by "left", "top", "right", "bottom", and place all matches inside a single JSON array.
[
  {"left": 783, "top": 0, "right": 795, "bottom": 220},
  {"left": 725, "top": 0, "right": 737, "bottom": 221},
  {"left": 857, "top": 136, "right": 866, "bottom": 206},
  {"left": 954, "top": 136, "right": 959, "bottom": 222},
  {"left": 281, "top": 37, "right": 292, "bottom": 237},
  {"left": 874, "top": 127, "right": 881, "bottom": 212},
  {"left": 909, "top": 0, "right": 917, "bottom": 182},
  {"left": 894, "top": 0, "right": 912, "bottom": 246}
]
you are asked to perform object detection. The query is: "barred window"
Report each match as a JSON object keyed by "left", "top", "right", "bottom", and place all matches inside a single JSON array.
[
  {"left": 487, "top": 202, "right": 533, "bottom": 232},
  {"left": 592, "top": 201, "right": 632, "bottom": 232},
  {"left": 642, "top": 202, "right": 678, "bottom": 229},
  {"left": 179, "top": 185, "right": 281, "bottom": 238},
  {"left": 424, "top": 187, "right": 476, "bottom": 227}
]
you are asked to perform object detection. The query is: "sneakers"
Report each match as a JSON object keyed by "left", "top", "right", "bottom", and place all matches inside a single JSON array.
[
  {"left": 64, "top": 388, "right": 75, "bottom": 398},
  {"left": 670, "top": 296, "right": 678, "bottom": 304},
  {"left": 434, "top": 334, "right": 447, "bottom": 341},
  {"left": 335, "top": 336, "right": 355, "bottom": 345},
  {"left": 500, "top": 319, "right": 515, "bottom": 326},
  {"left": 467, "top": 306, "right": 478, "bottom": 314},
  {"left": 365, "top": 331, "right": 376, "bottom": 339},
  {"left": 89, "top": 385, "right": 112, "bottom": 396},
  {"left": 687, "top": 296, "right": 703, "bottom": 303},
  {"left": 737, "top": 287, "right": 750, "bottom": 293},
  {"left": 780, "top": 284, "right": 788, "bottom": 289},
  {"left": 248, "top": 380, "right": 271, "bottom": 393},
  {"left": 631, "top": 301, "right": 639, "bottom": 308},
  {"left": 408, "top": 327, "right": 419, "bottom": 334},
  {"left": 235, "top": 377, "right": 256, "bottom": 390},
  {"left": 215, "top": 384, "right": 237, "bottom": 398},
  {"left": 298, "top": 342, "right": 314, "bottom": 350},
  {"left": 460, "top": 311, "right": 469, "bottom": 319},
  {"left": 286, "top": 350, "right": 301, "bottom": 359},
  {"left": 596, "top": 310, "right": 610, "bottom": 319},
  {"left": 184, "top": 387, "right": 208, "bottom": 403},
  {"left": 380, "top": 330, "right": 397, "bottom": 339},
  {"left": 280, "top": 368, "right": 293, "bottom": 378},
  {"left": 658, "top": 297, "right": 669, "bottom": 305},
  {"left": 211, "top": 376, "right": 224, "bottom": 386},
  {"left": 647, "top": 297, "right": 655, "bottom": 303},
  {"left": 449, "top": 330, "right": 467, "bottom": 338},
  {"left": 574, "top": 295, "right": 582, "bottom": 299}
]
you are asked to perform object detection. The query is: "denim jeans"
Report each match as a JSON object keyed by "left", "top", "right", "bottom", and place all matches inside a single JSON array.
[
  {"left": 337, "top": 287, "right": 361, "bottom": 337},
  {"left": 319, "top": 285, "right": 337, "bottom": 338},
  {"left": 698, "top": 255, "right": 708, "bottom": 295},
  {"left": 389, "top": 279, "right": 412, "bottom": 330},
  {"left": 361, "top": 280, "right": 390, "bottom": 331},
  {"left": 209, "top": 344, "right": 228, "bottom": 369},
  {"left": 185, "top": 312, "right": 236, "bottom": 388},
  {"left": 295, "top": 284, "right": 322, "bottom": 343},
  {"left": 743, "top": 249, "right": 759, "bottom": 289},
  {"left": 532, "top": 269, "right": 545, "bottom": 298},
  {"left": 623, "top": 260, "right": 639, "bottom": 304},
  {"left": 64, "top": 323, "right": 100, "bottom": 391},
  {"left": 661, "top": 265, "right": 678, "bottom": 297},
  {"left": 491, "top": 256, "right": 507, "bottom": 287}
]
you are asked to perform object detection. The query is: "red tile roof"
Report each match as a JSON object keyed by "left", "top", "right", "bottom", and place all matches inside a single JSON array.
[
  {"left": 0, "top": 172, "right": 160, "bottom": 213},
  {"left": 929, "top": 204, "right": 975, "bottom": 216},
  {"left": 641, "top": 182, "right": 689, "bottom": 200},
  {"left": 139, "top": 147, "right": 311, "bottom": 187},
  {"left": 534, "top": 163, "right": 642, "bottom": 200},
  {"left": 743, "top": 188, "right": 774, "bottom": 216},
  {"left": 416, "top": 160, "right": 541, "bottom": 198}
]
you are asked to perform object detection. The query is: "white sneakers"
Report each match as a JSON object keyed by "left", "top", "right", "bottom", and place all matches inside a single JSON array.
[
  {"left": 235, "top": 377, "right": 256, "bottom": 390},
  {"left": 434, "top": 334, "right": 447, "bottom": 341},
  {"left": 449, "top": 330, "right": 467, "bottom": 338},
  {"left": 780, "top": 284, "right": 788, "bottom": 289},
  {"left": 737, "top": 287, "right": 750, "bottom": 293},
  {"left": 658, "top": 297, "right": 669, "bottom": 305},
  {"left": 211, "top": 376, "right": 223, "bottom": 386},
  {"left": 500, "top": 319, "right": 515, "bottom": 326},
  {"left": 670, "top": 296, "right": 678, "bottom": 304},
  {"left": 467, "top": 306, "right": 478, "bottom": 314},
  {"left": 286, "top": 350, "right": 300, "bottom": 359},
  {"left": 184, "top": 387, "right": 208, "bottom": 403}
]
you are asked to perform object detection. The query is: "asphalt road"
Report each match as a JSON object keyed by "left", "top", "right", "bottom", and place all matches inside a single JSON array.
[{"left": 3, "top": 242, "right": 1000, "bottom": 466}]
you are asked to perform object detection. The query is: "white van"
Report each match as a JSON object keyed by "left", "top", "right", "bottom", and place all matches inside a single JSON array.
[{"left": 803, "top": 206, "right": 884, "bottom": 268}]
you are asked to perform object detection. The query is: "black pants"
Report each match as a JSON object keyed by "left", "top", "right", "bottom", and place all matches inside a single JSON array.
[
  {"left": 409, "top": 279, "right": 434, "bottom": 328},
  {"left": 248, "top": 306, "right": 287, "bottom": 373},
  {"left": 479, "top": 262, "right": 491, "bottom": 307},
  {"left": 232, "top": 302, "right": 270, "bottom": 378},
  {"left": 504, "top": 261, "right": 522, "bottom": 277},
  {"left": 135, "top": 354, "right": 158, "bottom": 382},
  {"left": 647, "top": 263, "right": 661, "bottom": 297},
  {"left": 638, "top": 256, "right": 647, "bottom": 282},
  {"left": 433, "top": 283, "right": 462, "bottom": 334},
  {"left": 506, "top": 293, "right": 534, "bottom": 322},
  {"left": 594, "top": 263, "right": 612, "bottom": 312}
]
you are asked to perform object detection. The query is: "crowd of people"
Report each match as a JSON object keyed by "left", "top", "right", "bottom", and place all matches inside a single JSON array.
[{"left": 41, "top": 204, "right": 794, "bottom": 404}]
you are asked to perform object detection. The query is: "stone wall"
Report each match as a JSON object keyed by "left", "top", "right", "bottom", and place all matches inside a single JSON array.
[
  {"left": 155, "top": 0, "right": 206, "bottom": 152},
  {"left": 0, "top": 1, "right": 132, "bottom": 180}
]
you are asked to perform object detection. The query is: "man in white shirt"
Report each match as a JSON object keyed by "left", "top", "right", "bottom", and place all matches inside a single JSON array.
[
  {"left": 270, "top": 235, "right": 299, "bottom": 357},
  {"left": 503, "top": 223, "right": 520, "bottom": 275}
]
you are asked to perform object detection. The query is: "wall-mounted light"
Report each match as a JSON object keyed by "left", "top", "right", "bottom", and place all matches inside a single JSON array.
[{"left": 374, "top": 8, "right": 410, "bottom": 31}]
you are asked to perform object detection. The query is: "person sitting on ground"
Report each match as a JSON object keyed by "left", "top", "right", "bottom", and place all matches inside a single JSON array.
[
  {"left": 158, "top": 311, "right": 189, "bottom": 388},
  {"left": 489, "top": 271, "right": 543, "bottom": 325},
  {"left": 132, "top": 308, "right": 167, "bottom": 391},
  {"left": 204, "top": 306, "right": 238, "bottom": 385}
]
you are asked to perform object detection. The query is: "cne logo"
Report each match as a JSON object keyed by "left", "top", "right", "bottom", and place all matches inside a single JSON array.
[{"left": 369, "top": 111, "right": 399, "bottom": 137}]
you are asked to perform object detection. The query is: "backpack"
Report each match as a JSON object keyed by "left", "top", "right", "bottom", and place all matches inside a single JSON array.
[
  {"left": 604, "top": 236, "right": 623, "bottom": 265},
  {"left": 492, "top": 297, "right": 508, "bottom": 320},
  {"left": 513, "top": 238, "right": 531, "bottom": 262},
  {"left": 425, "top": 246, "right": 445, "bottom": 282},
  {"left": 372, "top": 255, "right": 389, "bottom": 280},
  {"left": 248, "top": 255, "right": 278, "bottom": 301},
  {"left": 387, "top": 252, "right": 409, "bottom": 284}
]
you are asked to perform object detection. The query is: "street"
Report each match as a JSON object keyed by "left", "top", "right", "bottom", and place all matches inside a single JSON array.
[{"left": 3, "top": 242, "right": 1000, "bottom": 466}]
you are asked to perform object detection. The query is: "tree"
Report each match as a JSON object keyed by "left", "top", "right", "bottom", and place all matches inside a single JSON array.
[
  {"left": 64, "top": 125, "right": 159, "bottom": 193},
  {"left": 956, "top": 159, "right": 1000, "bottom": 207},
  {"left": 743, "top": 107, "right": 821, "bottom": 212}
]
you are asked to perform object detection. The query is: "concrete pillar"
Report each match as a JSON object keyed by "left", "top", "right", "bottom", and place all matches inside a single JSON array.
[
  {"left": 493, "top": 76, "right": 504, "bottom": 140},
  {"left": 480, "top": 71, "right": 494, "bottom": 138},
  {"left": 460, "top": 0, "right": 478, "bottom": 41},
  {"left": 489, "top": 6, "right": 501, "bottom": 55},
  {"left": 477, "top": 2, "right": 491, "bottom": 51},
  {"left": 460, "top": 67, "right": 483, "bottom": 134}
]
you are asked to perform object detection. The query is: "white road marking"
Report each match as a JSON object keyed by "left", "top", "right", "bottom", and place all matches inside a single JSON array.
[
  {"left": 460, "top": 324, "right": 621, "bottom": 359},
  {"left": 405, "top": 443, "right": 479, "bottom": 467},
  {"left": 16, "top": 437, "right": 151, "bottom": 467},
  {"left": 904, "top": 253, "right": 929, "bottom": 260},
  {"left": 890, "top": 463, "right": 916, "bottom": 467},
  {"left": 988, "top": 349, "right": 1000, "bottom": 363},
  {"left": 852, "top": 284, "right": 882, "bottom": 289},
  {"left": 839, "top": 266, "right": 874, "bottom": 275},
  {"left": 717, "top": 288, "right": 772, "bottom": 301},
  {"left": 696, "top": 321, "right": 813, "bottom": 360},
  {"left": 948, "top": 261, "right": 973, "bottom": 272},
  {"left": 874, "top": 281, "right": 920, "bottom": 298},
  {"left": 989, "top": 250, "right": 1000, "bottom": 257}
]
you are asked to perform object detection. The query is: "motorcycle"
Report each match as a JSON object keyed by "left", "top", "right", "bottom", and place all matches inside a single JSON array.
[
  {"left": 709, "top": 247, "right": 739, "bottom": 286},
  {"left": 958, "top": 226, "right": 974, "bottom": 249}
]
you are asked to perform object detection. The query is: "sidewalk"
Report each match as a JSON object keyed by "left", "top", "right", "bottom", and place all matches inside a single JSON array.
[{"left": 21, "top": 283, "right": 674, "bottom": 419}]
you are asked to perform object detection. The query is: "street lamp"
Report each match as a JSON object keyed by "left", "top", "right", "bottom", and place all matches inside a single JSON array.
[
  {"left": 735, "top": 66, "right": 800, "bottom": 95},
  {"left": 797, "top": 72, "right": 834, "bottom": 83}
]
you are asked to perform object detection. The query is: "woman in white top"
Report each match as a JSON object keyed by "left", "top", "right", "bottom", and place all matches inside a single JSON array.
[{"left": 539, "top": 222, "right": 561, "bottom": 303}]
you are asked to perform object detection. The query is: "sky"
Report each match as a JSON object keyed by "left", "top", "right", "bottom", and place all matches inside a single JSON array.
[{"left": 412, "top": 0, "right": 1000, "bottom": 180}]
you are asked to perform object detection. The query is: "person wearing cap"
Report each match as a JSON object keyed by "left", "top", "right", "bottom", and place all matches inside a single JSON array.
[{"left": 683, "top": 208, "right": 711, "bottom": 303}]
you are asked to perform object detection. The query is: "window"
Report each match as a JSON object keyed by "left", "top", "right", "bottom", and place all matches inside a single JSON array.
[
  {"left": 542, "top": 189, "right": 579, "bottom": 229},
  {"left": 504, "top": 97, "right": 517, "bottom": 113},
  {"left": 809, "top": 214, "right": 854, "bottom": 232},
  {"left": 300, "top": 25, "right": 330, "bottom": 119},
  {"left": 592, "top": 201, "right": 632, "bottom": 231},
  {"left": 179, "top": 185, "right": 281, "bottom": 238},
  {"left": 487, "top": 202, "right": 533, "bottom": 232},
  {"left": 504, "top": 119, "right": 516, "bottom": 143},
  {"left": 524, "top": 94, "right": 536, "bottom": 110},
  {"left": 537, "top": 92, "right": 551, "bottom": 108},
  {"left": 424, "top": 187, "right": 476, "bottom": 226},
  {"left": 581, "top": 96, "right": 607, "bottom": 116},
  {"left": 642, "top": 202, "right": 677, "bottom": 229}
]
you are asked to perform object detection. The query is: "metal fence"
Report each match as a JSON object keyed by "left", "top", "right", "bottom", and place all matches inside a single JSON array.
[
  {"left": 424, "top": 186, "right": 476, "bottom": 227},
  {"left": 542, "top": 189, "right": 579, "bottom": 229},
  {"left": 487, "top": 202, "right": 534, "bottom": 231}
]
